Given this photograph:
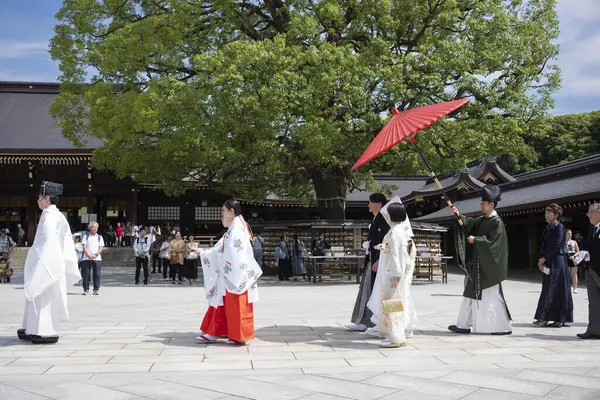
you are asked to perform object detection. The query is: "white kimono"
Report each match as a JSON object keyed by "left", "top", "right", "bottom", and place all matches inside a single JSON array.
[
  {"left": 368, "top": 223, "right": 417, "bottom": 343},
  {"left": 23, "top": 205, "right": 81, "bottom": 337},
  {"left": 456, "top": 285, "right": 512, "bottom": 333},
  {"left": 368, "top": 196, "right": 414, "bottom": 328},
  {"left": 200, "top": 216, "right": 262, "bottom": 307}
]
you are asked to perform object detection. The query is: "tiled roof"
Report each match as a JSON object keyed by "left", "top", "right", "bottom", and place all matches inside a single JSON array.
[
  {"left": 0, "top": 82, "right": 102, "bottom": 152},
  {"left": 402, "top": 172, "right": 486, "bottom": 202},
  {"left": 417, "top": 169, "right": 600, "bottom": 222},
  {"left": 346, "top": 176, "right": 428, "bottom": 202}
]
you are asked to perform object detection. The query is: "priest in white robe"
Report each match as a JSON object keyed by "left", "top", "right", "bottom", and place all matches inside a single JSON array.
[
  {"left": 18, "top": 181, "right": 81, "bottom": 344},
  {"left": 196, "top": 199, "right": 262, "bottom": 345},
  {"left": 367, "top": 196, "right": 414, "bottom": 337},
  {"left": 368, "top": 202, "right": 417, "bottom": 348},
  {"left": 448, "top": 185, "right": 512, "bottom": 335}
]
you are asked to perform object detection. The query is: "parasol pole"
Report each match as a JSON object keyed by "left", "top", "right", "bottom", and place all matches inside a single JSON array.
[
  {"left": 385, "top": 107, "right": 469, "bottom": 235},
  {"left": 408, "top": 134, "right": 473, "bottom": 282},
  {"left": 407, "top": 135, "right": 469, "bottom": 236}
]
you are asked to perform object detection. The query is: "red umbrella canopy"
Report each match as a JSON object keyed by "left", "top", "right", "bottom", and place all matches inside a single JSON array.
[{"left": 351, "top": 98, "right": 469, "bottom": 171}]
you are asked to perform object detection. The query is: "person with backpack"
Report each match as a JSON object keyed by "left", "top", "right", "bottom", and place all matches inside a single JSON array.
[
  {"left": 276, "top": 234, "right": 293, "bottom": 281},
  {"left": 134, "top": 228, "right": 150, "bottom": 285},
  {"left": 311, "top": 233, "right": 331, "bottom": 282},
  {"left": 151, "top": 234, "right": 164, "bottom": 274},
  {"left": 123, "top": 222, "right": 133, "bottom": 247},
  {"left": 253, "top": 232, "right": 265, "bottom": 267},
  {"left": 81, "top": 222, "right": 104, "bottom": 296},
  {"left": 291, "top": 234, "right": 307, "bottom": 281},
  {"left": 159, "top": 234, "right": 172, "bottom": 281}
]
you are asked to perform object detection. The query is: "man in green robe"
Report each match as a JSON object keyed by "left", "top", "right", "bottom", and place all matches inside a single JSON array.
[{"left": 448, "top": 185, "right": 512, "bottom": 335}]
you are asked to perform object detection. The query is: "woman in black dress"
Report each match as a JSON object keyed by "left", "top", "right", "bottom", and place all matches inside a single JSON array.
[{"left": 533, "top": 203, "right": 574, "bottom": 327}]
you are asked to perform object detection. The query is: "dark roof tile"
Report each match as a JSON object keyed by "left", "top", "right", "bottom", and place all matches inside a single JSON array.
[{"left": 0, "top": 87, "right": 102, "bottom": 151}]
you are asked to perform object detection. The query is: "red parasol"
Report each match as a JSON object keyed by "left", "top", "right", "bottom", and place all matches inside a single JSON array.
[
  {"left": 352, "top": 98, "right": 470, "bottom": 235},
  {"left": 351, "top": 98, "right": 469, "bottom": 171}
]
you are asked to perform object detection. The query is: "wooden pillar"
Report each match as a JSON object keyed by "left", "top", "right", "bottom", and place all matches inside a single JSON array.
[
  {"left": 87, "top": 187, "right": 96, "bottom": 216},
  {"left": 96, "top": 195, "right": 106, "bottom": 228},
  {"left": 85, "top": 162, "right": 96, "bottom": 226},
  {"left": 527, "top": 215, "right": 538, "bottom": 270},
  {"left": 138, "top": 192, "right": 148, "bottom": 228},
  {"left": 26, "top": 183, "right": 37, "bottom": 245},
  {"left": 128, "top": 187, "right": 139, "bottom": 224},
  {"left": 181, "top": 200, "right": 195, "bottom": 236}
]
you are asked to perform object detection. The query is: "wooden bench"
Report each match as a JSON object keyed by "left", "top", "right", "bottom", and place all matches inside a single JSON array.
[
  {"left": 414, "top": 254, "right": 451, "bottom": 284},
  {"left": 308, "top": 254, "right": 365, "bottom": 284}
]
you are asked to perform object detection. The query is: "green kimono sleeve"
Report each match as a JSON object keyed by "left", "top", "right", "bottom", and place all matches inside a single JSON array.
[
  {"left": 454, "top": 214, "right": 478, "bottom": 278},
  {"left": 465, "top": 217, "right": 508, "bottom": 299}
]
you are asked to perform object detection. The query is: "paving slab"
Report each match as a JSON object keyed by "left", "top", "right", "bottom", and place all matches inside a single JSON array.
[{"left": 1, "top": 268, "right": 599, "bottom": 399}]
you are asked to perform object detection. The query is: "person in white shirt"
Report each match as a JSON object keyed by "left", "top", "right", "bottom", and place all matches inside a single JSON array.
[
  {"left": 134, "top": 228, "right": 150, "bottom": 285},
  {"left": 81, "top": 222, "right": 105, "bottom": 295}
]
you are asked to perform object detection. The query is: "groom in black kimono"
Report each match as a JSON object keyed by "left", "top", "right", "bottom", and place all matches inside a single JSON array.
[{"left": 346, "top": 193, "right": 389, "bottom": 331}]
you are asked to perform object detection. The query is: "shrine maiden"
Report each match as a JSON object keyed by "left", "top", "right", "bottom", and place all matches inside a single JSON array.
[{"left": 197, "top": 199, "right": 262, "bottom": 345}]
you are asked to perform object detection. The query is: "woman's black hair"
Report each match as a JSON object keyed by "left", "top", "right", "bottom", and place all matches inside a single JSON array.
[
  {"left": 387, "top": 203, "right": 407, "bottom": 223},
  {"left": 223, "top": 199, "right": 242, "bottom": 216}
]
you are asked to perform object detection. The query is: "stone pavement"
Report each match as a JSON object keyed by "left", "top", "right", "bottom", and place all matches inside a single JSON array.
[{"left": 1, "top": 268, "right": 600, "bottom": 400}]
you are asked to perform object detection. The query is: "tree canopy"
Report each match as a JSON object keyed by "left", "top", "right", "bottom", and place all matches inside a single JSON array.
[
  {"left": 522, "top": 111, "right": 600, "bottom": 169},
  {"left": 50, "top": 0, "right": 560, "bottom": 218}
]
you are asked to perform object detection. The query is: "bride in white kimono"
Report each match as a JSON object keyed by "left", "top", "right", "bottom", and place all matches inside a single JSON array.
[
  {"left": 367, "top": 197, "right": 414, "bottom": 333},
  {"left": 368, "top": 202, "right": 417, "bottom": 348}
]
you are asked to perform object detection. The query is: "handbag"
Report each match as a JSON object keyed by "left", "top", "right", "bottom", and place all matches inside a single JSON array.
[
  {"left": 382, "top": 288, "right": 404, "bottom": 314},
  {"left": 571, "top": 255, "right": 584, "bottom": 266},
  {"left": 274, "top": 246, "right": 287, "bottom": 260}
]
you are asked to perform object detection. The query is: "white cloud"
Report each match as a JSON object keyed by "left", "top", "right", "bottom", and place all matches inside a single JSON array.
[
  {"left": 554, "top": 0, "right": 600, "bottom": 97},
  {"left": 0, "top": 41, "right": 49, "bottom": 59}
]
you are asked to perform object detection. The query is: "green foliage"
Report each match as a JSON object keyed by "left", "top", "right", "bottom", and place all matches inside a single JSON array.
[
  {"left": 522, "top": 111, "right": 600, "bottom": 169},
  {"left": 50, "top": 0, "right": 561, "bottom": 218}
]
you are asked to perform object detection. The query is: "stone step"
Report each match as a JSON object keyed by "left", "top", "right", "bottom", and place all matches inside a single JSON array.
[{"left": 8, "top": 247, "right": 139, "bottom": 268}]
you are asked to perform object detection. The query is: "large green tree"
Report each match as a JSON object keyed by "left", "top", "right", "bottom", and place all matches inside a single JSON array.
[
  {"left": 522, "top": 111, "right": 600, "bottom": 168},
  {"left": 50, "top": 0, "right": 560, "bottom": 219}
]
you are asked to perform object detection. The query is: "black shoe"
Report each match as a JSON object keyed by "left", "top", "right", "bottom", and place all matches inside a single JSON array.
[
  {"left": 29, "top": 335, "right": 59, "bottom": 344},
  {"left": 17, "top": 329, "right": 30, "bottom": 341},
  {"left": 143, "top": 281, "right": 148, "bottom": 285},
  {"left": 491, "top": 331, "right": 512, "bottom": 336},
  {"left": 448, "top": 325, "right": 471, "bottom": 334},
  {"left": 577, "top": 332, "right": 600, "bottom": 340},
  {"left": 135, "top": 281, "right": 139, "bottom": 285},
  {"left": 6, "top": 277, "right": 9, "bottom": 283}
]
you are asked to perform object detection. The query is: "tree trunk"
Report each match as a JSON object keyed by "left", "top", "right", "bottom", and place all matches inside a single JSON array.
[{"left": 309, "top": 166, "right": 347, "bottom": 220}]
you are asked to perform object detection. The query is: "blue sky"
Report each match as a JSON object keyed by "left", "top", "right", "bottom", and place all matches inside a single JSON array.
[{"left": 1, "top": 0, "right": 599, "bottom": 115}]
